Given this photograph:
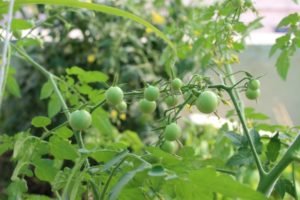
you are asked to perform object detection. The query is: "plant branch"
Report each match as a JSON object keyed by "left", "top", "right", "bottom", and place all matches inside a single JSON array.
[
  {"left": 100, "top": 157, "right": 127, "bottom": 200},
  {"left": 227, "top": 89, "right": 266, "bottom": 177},
  {"left": 0, "top": 0, "right": 15, "bottom": 108},
  {"left": 257, "top": 134, "right": 300, "bottom": 195}
]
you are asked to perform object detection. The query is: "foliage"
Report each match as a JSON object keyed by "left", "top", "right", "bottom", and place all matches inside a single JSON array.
[{"left": 0, "top": 0, "right": 300, "bottom": 199}]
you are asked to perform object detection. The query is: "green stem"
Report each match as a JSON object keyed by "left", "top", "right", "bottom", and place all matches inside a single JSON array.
[
  {"left": 62, "top": 157, "right": 86, "bottom": 200},
  {"left": 257, "top": 134, "right": 300, "bottom": 195},
  {"left": 227, "top": 89, "right": 266, "bottom": 177},
  {"left": 12, "top": 45, "right": 70, "bottom": 119},
  {"left": 292, "top": 163, "right": 298, "bottom": 200},
  {"left": 100, "top": 157, "right": 127, "bottom": 200},
  {"left": 224, "top": 64, "right": 244, "bottom": 114},
  {"left": 13, "top": 45, "right": 50, "bottom": 77},
  {"left": 0, "top": 0, "right": 15, "bottom": 108},
  {"left": 49, "top": 74, "right": 70, "bottom": 119}
]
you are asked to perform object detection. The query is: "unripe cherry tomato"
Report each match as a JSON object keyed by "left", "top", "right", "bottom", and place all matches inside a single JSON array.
[
  {"left": 164, "top": 123, "right": 181, "bottom": 141},
  {"left": 144, "top": 85, "right": 160, "bottom": 101},
  {"left": 116, "top": 101, "right": 127, "bottom": 112},
  {"left": 171, "top": 78, "right": 183, "bottom": 90},
  {"left": 105, "top": 86, "right": 124, "bottom": 105},
  {"left": 165, "top": 95, "right": 178, "bottom": 107},
  {"left": 138, "top": 99, "right": 156, "bottom": 114},
  {"left": 195, "top": 91, "right": 219, "bottom": 114},
  {"left": 248, "top": 79, "right": 260, "bottom": 90},
  {"left": 246, "top": 88, "right": 260, "bottom": 100},
  {"left": 160, "top": 141, "right": 178, "bottom": 154},
  {"left": 69, "top": 110, "right": 92, "bottom": 131}
]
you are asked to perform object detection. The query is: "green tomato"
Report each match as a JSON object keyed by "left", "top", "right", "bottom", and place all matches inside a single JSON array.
[
  {"left": 248, "top": 79, "right": 260, "bottom": 90},
  {"left": 105, "top": 86, "right": 124, "bottom": 105},
  {"left": 139, "top": 99, "right": 156, "bottom": 114},
  {"left": 69, "top": 110, "right": 92, "bottom": 131},
  {"left": 164, "top": 123, "right": 181, "bottom": 141},
  {"left": 144, "top": 85, "right": 160, "bottom": 101},
  {"left": 246, "top": 88, "right": 260, "bottom": 100},
  {"left": 195, "top": 91, "right": 219, "bottom": 114},
  {"left": 160, "top": 141, "right": 178, "bottom": 154},
  {"left": 165, "top": 95, "right": 178, "bottom": 107},
  {"left": 171, "top": 78, "right": 183, "bottom": 90},
  {"left": 116, "top": 101, "right": 127, "bottom": 112}
]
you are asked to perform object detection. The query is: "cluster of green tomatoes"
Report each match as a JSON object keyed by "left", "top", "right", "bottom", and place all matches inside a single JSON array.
[
  {"left": 68, "top": 77, "right": 260, "bottom": 154},
  {"left": 245, "top": 79, "right": 260, "bottom": 100}
]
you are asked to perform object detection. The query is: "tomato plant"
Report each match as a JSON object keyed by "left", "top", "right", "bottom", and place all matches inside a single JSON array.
[{"left": 0, "top": 0, "right": 300, "bottom": 200}]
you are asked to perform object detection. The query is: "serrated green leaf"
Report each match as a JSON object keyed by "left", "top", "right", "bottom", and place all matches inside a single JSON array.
[
  {"left": 11, "top": 18, "right": 34, "bottom": 30},
  {"left": 275, "top": 34, "right": 291, "bottom": 49},
  {"left": 49, "top": 136, "right": 78, "bottom": 161},
  {"left": 276, "top": 50, "right": 290, "bottom": 80},
  {"left": 33, "top": 158, "right": 59, "bottom": 182},
  {"left": 52, "top": 168, "right": 71, "bottom": 191},
  {"left": 6, "top": 74, "right": 21, "bottom": 98},
  {"left": 225, "top": 132, "right": 243, "bottom": 146},
  {"left": 54, "top": 126, "right": 73, "bottom": 139},
  {"left": 89, "top": 150, "right": 119, "bottom": 163},
  {"left": 188, "top": 168, "right": 266, "bottom": 200},
  {"left": 48, "top": 94, "right": 62, "bottom": 118},
  {"left": 6, "top": 179, "right": 28, "bottom": 200},
  {"left": 31, "top": 116, "right": 51, "bottom": 128},
  {"left": 269, "top": 44, "right": 278, "bottom": 57},
  {"left": 250, "top": 129, "right": 263, "bottom": 154},
  {"left": 108, "top": 163, "right": 151, "bottom": 200},
  {"left": 247, "top": 112, "right": 269, "bottom": 120},
  {"left": 66, "top": 66, "right": 85, "bottom": 75},
  {"left": 40, "top": 81, "right": 53, "bottom": 99},
  {"left": 0, "top": 135, "right": 14, "bottom": 156},
  {"left": 102, "top": 150, "right": 129, "bottom": 172},
  {"left": 226, "top": 149, "right": 253, "bottom": 167},
  {"left": 92, "top": 107, "right": 114, "bottom": 135},
  {"left": 266, "top": 133, "right": 281, "bottom": 162},
  {"left": 277, "top": 13, "right": 299, "bottom": 28},
  {"left": 17, "top": 38, "right": 43, "bottom": 48}
]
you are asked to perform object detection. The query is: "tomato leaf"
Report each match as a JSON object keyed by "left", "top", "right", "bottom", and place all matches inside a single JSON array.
[
  {"left": 6, "top": 179, "right": 28, "bottom": 200},
  {"left": 6, "top": 68, "right": 21, "bottom": 98},
  {"left": 31, "top": 116, "right": 51, "bottom": 128},
  {"left": 54, "top": 126, "right": 73, "bottom": 139},
  {"left": 40, "top": 81, "right": 53, "bottom": 100},
  {"left": 275, "top": 50, "right": 290, "bottom": 80},
  {"left": 33, "top": 158, "right": 59, "bottom": 182},
  {"left": 48, "top": 94, "right": 62, "bottom": 118},
  {"left": 266, "top": 133, "right": 281, "bottom": 162},
  {"left": 11, "top": 19, "right": 34, "bottom": 30},
  {"left": 108, "top": 163, "right": 151, "bottom": 200},
  {"left": 49, "top": 136, "right": 78, "bottom": 161}
]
